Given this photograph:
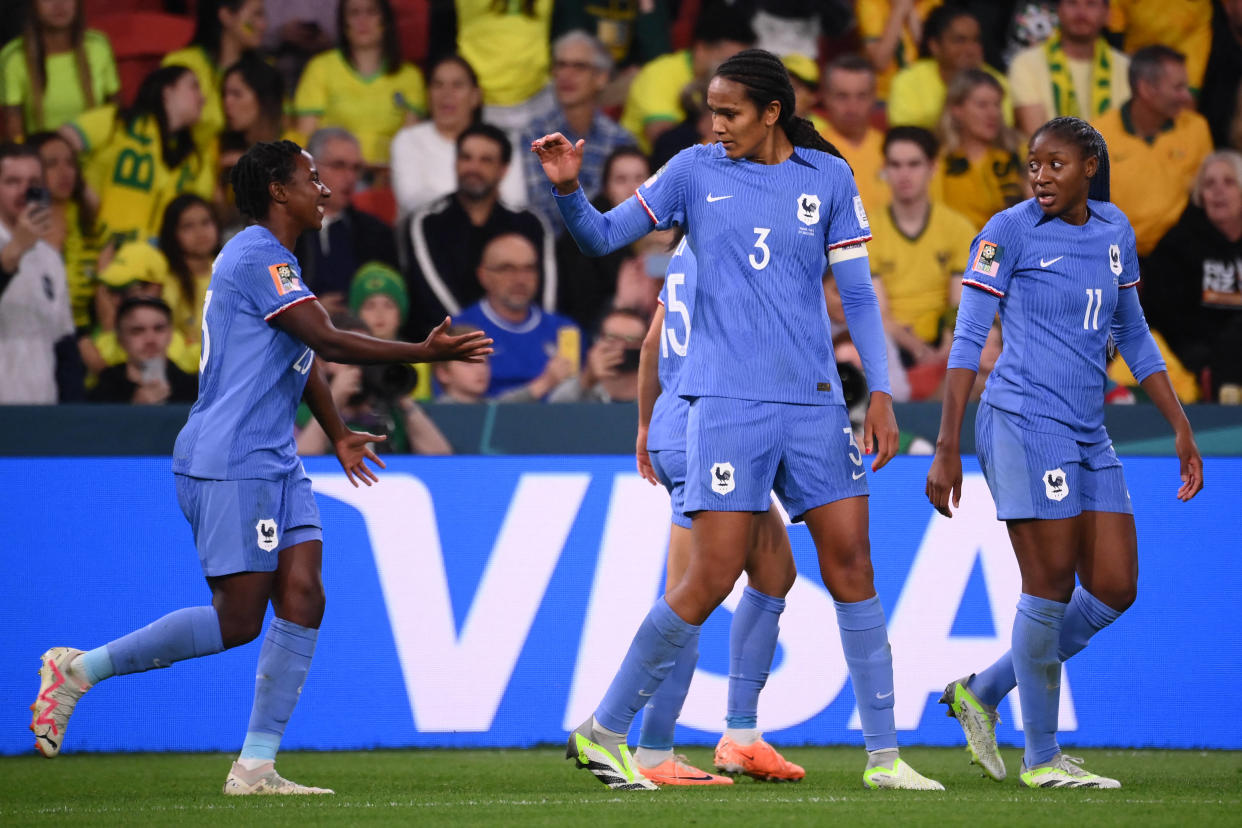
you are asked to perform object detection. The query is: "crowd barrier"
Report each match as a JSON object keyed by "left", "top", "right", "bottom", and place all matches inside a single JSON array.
[{"left": 1, "top": 455, "right": 1238, "bottom": 755}]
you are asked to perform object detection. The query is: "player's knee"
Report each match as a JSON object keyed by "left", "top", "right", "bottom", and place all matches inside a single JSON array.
[
  {"left": 219, "top": 615, "right": 264, "bottom": 649},
  {"left": 281, "top": 570, "right": 326, "bottom": 626},
  {"left": 1093, "top": 580, "right": 1137, "bottom": 613},
  {"left": 819, "top": 541, "right": 874, "bottom": 600}
]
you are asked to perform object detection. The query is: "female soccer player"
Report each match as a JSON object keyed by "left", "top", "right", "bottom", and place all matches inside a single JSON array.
[
  {"left": 927, "top": 116, "right": 1204, "bottom": 788},
  {"left": 631, "top": 237, "right": 800, "bottom": 786},
  {"left": 30, "top": 139, "right": 491, "bottom": 794},
  {"left": 535, "top": 48, "right": 942, "bottom": 792}
]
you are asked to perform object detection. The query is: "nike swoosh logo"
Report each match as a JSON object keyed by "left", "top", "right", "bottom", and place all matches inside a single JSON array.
[
  {"left": 876, "top": 690, "right": 894, "bottom": 699},
  {"left": 1040, "top": 256, "right": 1064, "bottom": 267},
  {"left": 638, "top": 689, "right": 654, "bottom": 696},
  {"left": 852, "top": 470, "right": 865, "bottom": 480},
  {"left": 706, "top": 194, "right": 733, "bottom": 202}
]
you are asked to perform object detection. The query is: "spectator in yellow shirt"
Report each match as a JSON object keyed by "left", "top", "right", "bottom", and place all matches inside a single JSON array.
[
  {"left": 1008, "top": 0, "right": 1130, "bottom": 137},
  {"left": 935, "top": 68, "right": 1029, "bottom": 230},
  {"left": 888, "top": 6, "right": 1015, "bottom": 130},
  {"left": 871, "top": 126, "right": 975, "bottom": 368},
  {"left": 620, "top": 10, "right": 754, "bottom": 153},
  {"left": 1092, "top": 45, "right": 1213, "bottom": 256},
  {"left": 162, "top": 0, "right": 267, "bottom": 146},
  {"left": 815, "top": 53, "right": 888, "bottom": 219},
  {"left": 456, "top": 0, "right": 555, "bottom": 131},
  {"left": 61, "top": 65, "right": 212, "bottom": 249},
  {"left": 0, "top": 0, "right": 119, "bottom": 140},
  {"left": 294, "top": 0, "right": 426, "bottom": 167},
  {"left": 856, "top": 0, "right": 943, "bottom": 99},
  {"left": 1108, "top": 0, "right": 1213, "bottom": 92}
]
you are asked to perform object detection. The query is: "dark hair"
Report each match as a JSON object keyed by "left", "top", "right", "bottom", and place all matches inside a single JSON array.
[
  {"left": 428, "top": 54, "right": 482, "bottom": 124},
  {"left": 222, "top": 53, "right": 285, "bottom": 140},
  {"left": 338, "top": 0, "right": 403, "bottom": 76},
  {"left": 456, "top": 122, "right": 512, "bottom": 165},
  {"left": 1031, "top": 116, "right": 1111, "bottom": 202},
  {"left": 159, "top": 194, "right": 220, "bottom": 308},
  {"left": 124, "top": 64, "right": 199, "bottom": 171},
  {"left": 601, "top": 146, "right": 649, "bottom": 193},
  {"left": 693, "top": 7, "right": 757, "bottom": 47},
  {"left": 191, "top": 0, "right": 252, "bottom": 61},
  {"left": 825, "top": 53, "right": 876, "bottom": 85},
  {"left": 884, "top": 125, "right": 939, "bottom": 160},
  {"left": 1128, "top": 44, "right": 1186, "bottom": 93},
  {"left": 117, "top": 294, "right": 173, "bottom": 327},
  {"left": 600, "top": 306, "right": 649, "bottom": 331},
  {"left": 26, "top": 131, "right": 94, "bottom": 236},
  {"left": 713, "top": 49, "right": 846, "bottom": 160},
  {"left": 921, "top": 6, "right": 978, "bottom": 56},
  {"left": 0, "top": 140, "right": 40, "bottom": 167},
  {"left": 231, "top": 139, "right": 303, "bottom": 220},
  {"left": 20, "top": 0, "right": 95, "bottom": 131}
]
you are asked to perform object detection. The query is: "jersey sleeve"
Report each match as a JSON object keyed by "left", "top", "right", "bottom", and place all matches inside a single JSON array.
[
  {"left": 293, "top": 53, "right": 329, "bottom": 117},
  {"left": 1117, "top": 220, "right": 1140, "bottom": 289},
  {"left": 238, "top": 246, "right": 317, "bottom": 322},
  {"left": 397, "top": 64, "right": 427, "bottom": 116},
  {"left": 635, "top": 147, "right": 693, "bottom": 229},
  {"left": 824, "top": 161, "right": 873, "bottom": 255},
  {"left": 961, "top": 212, "right": 1021, "bottom": 297}
]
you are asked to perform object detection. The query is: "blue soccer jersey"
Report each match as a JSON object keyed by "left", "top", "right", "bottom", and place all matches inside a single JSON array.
[
  {"left": 173, "top": 225, "right": 318, "bottom": 480},
  {"left": 647, "top": 236, "right": 695, "bottom": 452},
  {"left": 455, "top": 300, "right": 580, "bottom": 395},
  {"left": 949, "top": 198, "right": 1164, "bottom": 441},
  {"left": 635, "top": 143, "right": 874, "bottom": 406}
]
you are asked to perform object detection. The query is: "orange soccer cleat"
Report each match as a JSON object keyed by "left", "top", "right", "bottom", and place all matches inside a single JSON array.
[
  {"left": 714, "top": 734, "right": 805, "bottom": 782},
  {"left": 638, "top": 754, "right": 734, "bottom": 786}
]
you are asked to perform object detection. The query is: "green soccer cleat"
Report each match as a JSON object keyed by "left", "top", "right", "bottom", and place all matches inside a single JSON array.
[
  {"left": 862, "top": 757, "right": 945, "bottom": 790},
  {"left": 940, "top": 674, "right": 1006, "bottom": 781},
  {"left": 1019, "top": 754, "right": 1121, "bottom": 789},
  {"left": 565, "top": 717, "right": 657, "bottom": 791}
]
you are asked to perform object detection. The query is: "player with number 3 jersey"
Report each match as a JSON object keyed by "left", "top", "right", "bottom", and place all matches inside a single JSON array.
[
  {"left": 29, "top": 140, "right": 491, "bottom": 794},
  {"left": 537, "top": 49, "right": 942, "bottom": 792},
  {"left": 928, "top": 117, "right": 1203, "bottom": 789}
]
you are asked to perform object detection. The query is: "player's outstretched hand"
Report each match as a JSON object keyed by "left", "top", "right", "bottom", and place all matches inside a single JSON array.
[
  {"left": 635, "top": 426, "right": 657, "bottom": 485},
  {"left": 926, "top": 449, "right": 962, "bottom": 518},
  {"left": 1175, "top": 427, "right": 1204, "bottom": 501},
  {"left": 420, "top": 317, "right": 494, "bottom": 363},
  {"left": 335, "top": 430, "right": 387, "bottom": 487},
  {"left": 863, "top": 391, "right": 899, "bottom": 471},
  {"left": 531, "top": 132, "right": 585, "bottom": 193}
]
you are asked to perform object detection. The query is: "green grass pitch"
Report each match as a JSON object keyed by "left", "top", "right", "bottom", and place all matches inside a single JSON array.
[{"left": 2, "top": 747, "right": 1239, "bottom": 826}]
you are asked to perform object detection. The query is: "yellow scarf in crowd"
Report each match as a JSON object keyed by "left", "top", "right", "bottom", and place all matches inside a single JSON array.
[{"left": 1044, "top": 30, "right": 1113, "bottom": 118}]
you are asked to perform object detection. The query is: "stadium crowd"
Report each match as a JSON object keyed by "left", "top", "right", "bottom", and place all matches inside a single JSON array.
[{"left": 0, "top": 0, "right": 1239, "bottom": 449}]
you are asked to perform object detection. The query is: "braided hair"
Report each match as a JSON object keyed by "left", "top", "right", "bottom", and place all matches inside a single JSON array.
[
  {"left": 713, "top": 49, "right": 845, "bottom": 163},
  {"left": 230, "top": 140, "right": 303, "bottom": 221},
  {"left": 1031, "top": 116, "right": 1111, "bottom": 202}
]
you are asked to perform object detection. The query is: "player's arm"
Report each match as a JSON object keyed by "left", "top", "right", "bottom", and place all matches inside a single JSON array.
[
  {"left": 532, "top": 132, "right": 658, "bottom": 256},
  {"left": 274, "top": 300, "right": 492, "bottom": 365},
  {"left": 1111, "top": 283, "right": 1203, "bottom": 501},
  {"left": 302, "top": 357, "right": 387, "bottom": 486},
  {"left": 635, "top": 303, "right": 665, "bottom": 485}
]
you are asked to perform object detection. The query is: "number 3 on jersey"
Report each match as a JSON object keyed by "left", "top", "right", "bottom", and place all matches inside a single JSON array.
[{"left": 749, "top": 228, "right": 771, "bottom": 270}]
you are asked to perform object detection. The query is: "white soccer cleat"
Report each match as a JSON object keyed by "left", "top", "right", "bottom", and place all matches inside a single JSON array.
[
  {"left": 565, "top": 717, "right": 658, "bottom": 791},
  {"left": 862, "top": 758, "right": 945, "bottom": 791},
  {"left": 222, "top": 761, "right": 335, "bottom": 795},
  {"left": 940, "top": 675, "right": 1006, "bottom": 781},
  {"left": 30, "top": 647, "right": 90, "bottom": 758},
  {"left": 1019, "top": 754, "right": 1121, "bottom": 789}
]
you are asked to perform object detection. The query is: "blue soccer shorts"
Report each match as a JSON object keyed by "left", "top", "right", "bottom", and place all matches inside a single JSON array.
[
  {"left": 650, "top": 448, "right": 692, "bottom": 529},
  {"left": 976, "top": 401, "right": 1133, "bottom": 521},
  {"left": 175, "top": 464, "right": 323, "bottom": 577},
  {"left": 684, "top": 396, "right": 868, "bottom": 522}
]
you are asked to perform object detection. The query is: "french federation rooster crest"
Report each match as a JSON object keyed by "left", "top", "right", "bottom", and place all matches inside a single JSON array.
[
  {"left": 715, "top": 466, "right": 732, "bottom": 486},
  {"left": 1045, "top": 471, "right": 1065, "bottom": 492}
]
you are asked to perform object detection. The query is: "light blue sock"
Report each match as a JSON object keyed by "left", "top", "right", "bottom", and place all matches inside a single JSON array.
[
  {"left": 637, "top": 628, "right": 700, "bottom": 751},
  {"left": 102, "top": 606, "right": 223, "bottom": 678},
  {"left": 239, "top": 617, "right": 319, "bottom": 762},
  {"left": 595, "top": 597, "right": 700, "bottom": 736},
  {"left": 726, "top": 586, "right": 785, "bottom": 729},
  {"left": 835, "top": 596, "right": 897, "bottom": 752},
  {"left": 969, "top": 587, "right": 1123, "bottom": 707},
  {"left": 1012, "top": 593, "right": 1067, "bottom": 767}
]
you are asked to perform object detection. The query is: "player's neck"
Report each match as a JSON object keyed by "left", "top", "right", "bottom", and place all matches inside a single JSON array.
[
  {"left": 1057, "top": 201, "right": 1090, "bottom": 226},
  {"left": 747, "top": 130, "right": 794, "bottom": 165},
  {"left": 1059, "top": 30, "right": 1097, "bottom": 60},
  {"left": 258, "top": 215, "right": 302, "bottom": 252}
]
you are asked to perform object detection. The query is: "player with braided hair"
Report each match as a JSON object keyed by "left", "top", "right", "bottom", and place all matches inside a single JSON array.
[
  {"left": 536, "top": 47, "right": 942, "bottom": 792},
  {"left": 29, "top": 140, "right": 491, "bottom": 794},
  {"left": 929, "top": 116, "right": 1202, "bottom": 788}
]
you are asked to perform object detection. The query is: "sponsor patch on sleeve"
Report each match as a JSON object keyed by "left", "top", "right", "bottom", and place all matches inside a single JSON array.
[
  {"left": 971, "top": 241, "right": 1002, "bottom": 277},
  {"left": 853, "top": 195, "right": 869, "bottom": 230},
  {"left": 268, "top": 263, "right": 302, "bottom": 296}
]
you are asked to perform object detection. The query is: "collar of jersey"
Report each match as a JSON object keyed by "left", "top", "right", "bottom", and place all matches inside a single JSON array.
[
  {"left": 480, "top": 298, "right": 542, "bottom": 334},
  {"left": 1119, "top": 101, "right": 1175, "bottom": 144}
]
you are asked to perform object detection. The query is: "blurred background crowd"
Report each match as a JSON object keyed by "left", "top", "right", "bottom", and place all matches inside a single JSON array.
[{"left": 0, "top": 0, "right": 1238, "bottom": 456}]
